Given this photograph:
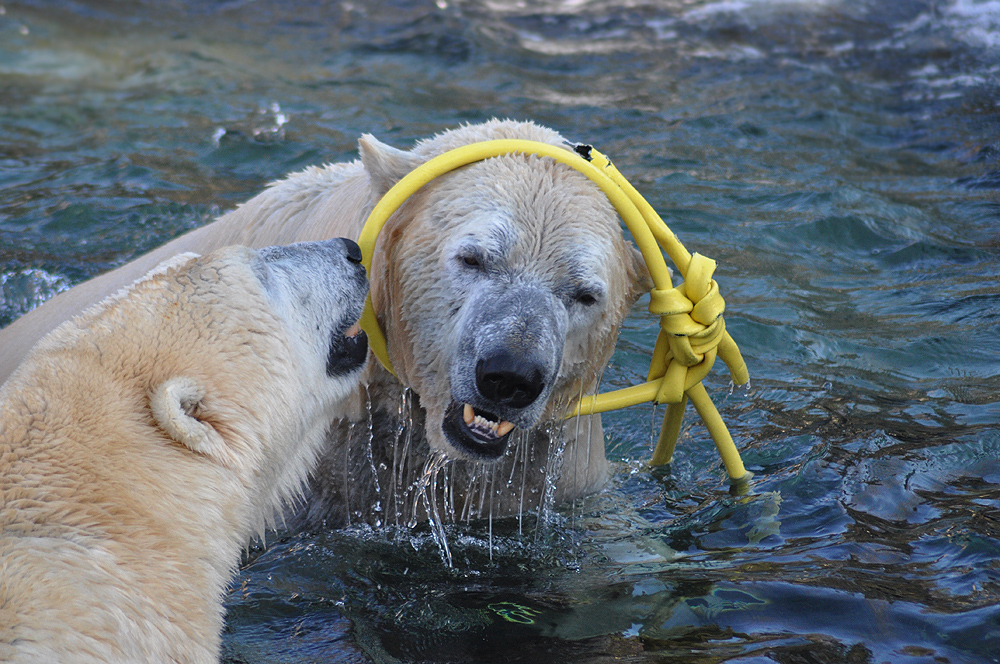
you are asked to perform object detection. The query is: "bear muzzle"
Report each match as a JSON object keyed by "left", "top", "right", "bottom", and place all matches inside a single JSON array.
[{"left": 442, "top": 288, "right": 566, "bottom": 460}]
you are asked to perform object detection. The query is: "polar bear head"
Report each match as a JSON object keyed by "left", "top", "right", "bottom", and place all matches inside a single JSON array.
[
  {"left": 360, "top": 121, "right": 652, "bottom": 461},
  {"left": 0, "top": 239, "right": 370, "bottom": 664},
  {"left": 132, "top": 239, "right": 369, "bottom": 519},
  {"left": 146, "top": 240, "right": 367, "bottom": 512},
  {"left": 146, "top": 241, "right": 365, "bottom": 439}
]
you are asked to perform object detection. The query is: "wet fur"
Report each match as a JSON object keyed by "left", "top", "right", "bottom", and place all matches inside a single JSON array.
[
  {"left": 0, "top": 242, "right": 368, "bottom": 663},
  {"left": 0, "top": 120, "right": 652, "bottom": 529}
]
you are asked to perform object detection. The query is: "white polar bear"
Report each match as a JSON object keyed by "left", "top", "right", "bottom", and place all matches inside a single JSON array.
[
  {"left": 0, "top": 239, "right": 369, "bottom": 664},
  {"left": 0, "top": 120, "right": 652, "bottom": 527}
]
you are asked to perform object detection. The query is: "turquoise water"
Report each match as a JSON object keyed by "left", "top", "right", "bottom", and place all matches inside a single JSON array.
[{"left": 2, "top": 1, "right": 999, "bottom": 662}]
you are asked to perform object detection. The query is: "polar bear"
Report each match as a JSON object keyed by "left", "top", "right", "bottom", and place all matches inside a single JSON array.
[
  {"left": 0, "top": 239, "right": 369, "bottom": 664},
  {"left": 0, "top": 119, "right": 652, "bottom": 527}
]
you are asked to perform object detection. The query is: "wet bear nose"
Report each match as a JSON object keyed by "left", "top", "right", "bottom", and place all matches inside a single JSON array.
[
  {"left": 476, "top": 355, "right": 544, "bottom": 409},
  {"left": 342, "top": 239, "right": 363, "bottom": 264}
]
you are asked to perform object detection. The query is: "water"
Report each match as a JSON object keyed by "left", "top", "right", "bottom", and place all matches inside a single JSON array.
[{"left": 2, "top": 0, "right": 999, "bottom": 661}]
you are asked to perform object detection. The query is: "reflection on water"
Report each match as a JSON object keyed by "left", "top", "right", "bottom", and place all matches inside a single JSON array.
[{"left": 2, "top": 0, "right": 999, "bottom": 662}]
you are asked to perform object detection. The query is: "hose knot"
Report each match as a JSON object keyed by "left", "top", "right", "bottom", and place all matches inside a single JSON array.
[{"left": 646, "top": 253, "right": 741, "bottom": 405}]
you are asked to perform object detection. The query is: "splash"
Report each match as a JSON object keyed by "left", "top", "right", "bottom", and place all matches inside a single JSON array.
[
  {"left": 729, "top": 379, "right": 752, "bottom": 397},
  {"left": 339, "top": 377, "right": 608, "bottom": 566},
  {"left": 389, "top": 388, "right": 415, "bottom": 527},
  {"left": 0, "top": 269, "right": 71, "bottom": 327},
  {"left": 409, "top": 449, "right": 453, "bottom": 566}
]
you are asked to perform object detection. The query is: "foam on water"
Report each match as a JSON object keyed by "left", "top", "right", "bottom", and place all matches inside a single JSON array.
[
  {"left": 683, "top": 0, "right": 841, "bottom": 20},
  {"left": 946, "top": 0, "right": 1000, "bottom": 49}
]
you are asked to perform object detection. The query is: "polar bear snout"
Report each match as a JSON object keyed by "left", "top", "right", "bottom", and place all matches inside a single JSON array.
[
  {"left": 254, "top": 238, "right": 370, "bottom": 380},
  {"left": 443, "top": 282, "right": 567, "bottom": 460},
  {"left": 342, "top": 238, "right": 363, "bottom": 264}
]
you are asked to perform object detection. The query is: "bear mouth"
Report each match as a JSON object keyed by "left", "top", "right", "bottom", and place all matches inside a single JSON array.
[
  {"left": 326, "top": 322, "right": 368, "bottom": 377},
  {"left": 442, "top": 401, "right": 515, "bottom": 460}
]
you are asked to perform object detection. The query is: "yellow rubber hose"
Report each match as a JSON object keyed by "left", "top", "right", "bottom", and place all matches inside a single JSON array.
[{"left": 357, "top": 139, "right": 751, "bottom": 482}]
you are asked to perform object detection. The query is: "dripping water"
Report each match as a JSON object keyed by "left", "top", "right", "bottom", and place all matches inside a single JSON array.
[
  {"left": 568, "top": 383, "right": 587, "bottom": 525},
  {"left": 535, "top": 416, "right": 569, "bottom": 542},
  {"left": 566, "top": 368, "right": 605, "bottom": 525},
  {"left": 345, "top": 385, "right": 603, "bottom": 565},
  {"left": 343, "top": 421, "right": 354, "bottom": 527},
  {"left": 649, "top": 401, "right": 660, "bottom": 452},
  {"left": 362, "top": 387, "right": 383, "bottom": 527},
  {"left": 488, "top": 464, "right": 496, "bottom": 561},
  {"left": 389, "top": 388, "right": 414, "bottom": 527},
  {"left": 512, "top": 430, "right": 529, "bottom": 536}
]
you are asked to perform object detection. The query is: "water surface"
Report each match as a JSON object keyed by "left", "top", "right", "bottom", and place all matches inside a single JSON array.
[{"left": 2, "top": 1, "right": 999, "bottom": 662}]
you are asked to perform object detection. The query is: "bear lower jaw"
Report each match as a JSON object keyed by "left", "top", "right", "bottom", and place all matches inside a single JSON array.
[
  {"left": 326, "top": 327, "right": 368, "bottom": 377},
  {"left": 441, "top": 401, "right": 513, "bottom": 460}
]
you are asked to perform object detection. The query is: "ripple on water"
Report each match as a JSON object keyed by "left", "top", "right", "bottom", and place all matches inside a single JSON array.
[
  {"left": 0, "top": 268, "right": 70, "bottom": 328},
  {"left": 1, "top": 0, "right": 999, "bottom": 662}
]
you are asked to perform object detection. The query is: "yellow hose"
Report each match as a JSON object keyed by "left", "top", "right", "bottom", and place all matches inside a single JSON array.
[{"left": 357, "top": 139, "right": 751, "bottom": 483}]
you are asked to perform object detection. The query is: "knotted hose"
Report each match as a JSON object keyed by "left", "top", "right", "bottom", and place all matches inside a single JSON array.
[{"left": 357, "top": 139, "right": 751, "bottom": 483}]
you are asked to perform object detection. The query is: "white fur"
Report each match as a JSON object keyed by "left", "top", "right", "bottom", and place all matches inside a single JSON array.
[
  {"left": 0, "top": 120, "right": 652, "bottom": 523},
  {"left": 150, "top": 376, "right": 229, "bottom": 461},
  {"left": 0, "top": 240, "right": 367, "bottom": 663}
]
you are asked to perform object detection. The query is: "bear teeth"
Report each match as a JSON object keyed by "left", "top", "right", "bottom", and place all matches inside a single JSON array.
[{"left": 463, "top": 403, "right": 514, "bottom": 439}]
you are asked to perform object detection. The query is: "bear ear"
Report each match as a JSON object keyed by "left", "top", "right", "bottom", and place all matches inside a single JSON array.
[
  {"left": 626, "top": 242, "right": 655, "bottom": 301},
  {"left": 359, "top": 134, "right": 423, "bottom": 199},
  {"left": 150, "top": 377, "right": 229, "bottom": 462}
]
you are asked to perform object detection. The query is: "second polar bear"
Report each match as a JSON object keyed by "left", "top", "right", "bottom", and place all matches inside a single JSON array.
[{"left": 0, "top": 239, "right": 368, "bottom": 664}]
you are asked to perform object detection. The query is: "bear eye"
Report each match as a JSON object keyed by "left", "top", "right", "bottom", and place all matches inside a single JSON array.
[
  {"left": 573, "top": 288, "right": 601, "bottom": 307},
  {"left": 457, "top": 248, "right": 485, "bottom": 270}
]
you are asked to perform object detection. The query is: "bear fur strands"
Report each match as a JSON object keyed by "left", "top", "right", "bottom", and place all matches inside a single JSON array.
[
  {"left": 0, "top": 240, "right": 369, "bottom": 663},
  {"left": 0, "top": 120, "right": 653, "bottom": 532}
]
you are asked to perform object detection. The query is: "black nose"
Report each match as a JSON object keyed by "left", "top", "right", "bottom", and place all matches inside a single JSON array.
[
  {"left": 342, "top": 239, "right": 363, "bottom": 264},
  {"left": 475, "top": 355, "right": 544, "bottom": 409}
]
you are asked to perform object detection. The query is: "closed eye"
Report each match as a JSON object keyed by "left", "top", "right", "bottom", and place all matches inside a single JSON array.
[{"left": 573, "top": 288, "right": 602, "bottom": 307}]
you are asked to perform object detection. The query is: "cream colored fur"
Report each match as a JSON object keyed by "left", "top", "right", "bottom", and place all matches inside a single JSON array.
[
  {"left": 0, "top": 119, "right": 651, "bottom": 517},
  {"left": 0, "top": 242, "right": 367, "bottom": 663}
]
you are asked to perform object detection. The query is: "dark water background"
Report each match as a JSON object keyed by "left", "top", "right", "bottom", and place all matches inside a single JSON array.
[{"left": 2, "top": 1, "right": 1000, "bottom": 662}]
